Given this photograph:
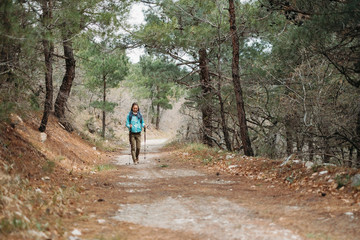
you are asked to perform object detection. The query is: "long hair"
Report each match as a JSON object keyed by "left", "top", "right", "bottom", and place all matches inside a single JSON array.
[
  {"left": 130, "top": 102, "right": 140, "bottom": 112},
  {"left": 129, "top": 102, "right": 143, "bottom": 122}
]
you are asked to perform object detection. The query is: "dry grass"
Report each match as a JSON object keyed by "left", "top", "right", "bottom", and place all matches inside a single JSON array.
[{"left": 0, "top": 113, "right": 113, "bottom": 239}]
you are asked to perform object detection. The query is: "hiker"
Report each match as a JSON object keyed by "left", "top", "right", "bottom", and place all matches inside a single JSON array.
[{"left": 126, "top": 102, "right": 146, "bottom": 164}]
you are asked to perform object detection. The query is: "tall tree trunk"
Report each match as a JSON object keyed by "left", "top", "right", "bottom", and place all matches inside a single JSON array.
[
  {"left": 228, "top": 0, "right": 254, "bottom": 156},
  {"left": 349, "top": 146, "right": 354, "bottom": 167},
  {"left": 323, "top": 139, "right": 331, "bottom": 163},
  {"left": 39, "top": 0, "right": 54, "bottom": 133},
  {"left": 54, "top": 31, "right": 75, "bottom": 132},
  {"left": 218, "top": 81, "right": 232, "bottom": 151},
  {"left": 308, "top": 137, "right": 314, "bottom": 162},
  {"left": 356, "top": 106, "right": 360, "bottom": 167},
  {"left": 102, "top": 74, "right": 106, "bottom": 138},
  {"left": 155, "top": 103, "right": 160, "bottom": 130},
  {"left": 199, "top": 48, "right": 213, "bottom": 147},
  {"left": 285, "top": 115, "right": 293, "bottom": 156},
  {"left": 296, "top": 132, "right": 304, "bottom": 156},
  {"left": 216, "top": 22, "right": 232, "bottom": 151},
  {"left": 151, "top": 104, "right": 155, "bottom": 124}
]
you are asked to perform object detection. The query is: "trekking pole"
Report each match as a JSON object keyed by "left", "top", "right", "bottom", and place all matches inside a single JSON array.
[
  {"left": 144, "top": 127, "right": 146, "bottom": 160},
  {"left": 128, "top": 128, "right": 131, "bottom": 165},
  {"left": 128, "top": 151, "right": 131, "bottom": 165}
]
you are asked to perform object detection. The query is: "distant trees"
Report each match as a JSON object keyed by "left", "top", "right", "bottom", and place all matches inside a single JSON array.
[
  {"left": 79, "top": 38, "right": 129, "bottom": 138},
  {"left": 128, "top": 55, "right": 182, "bottom": 130},
  {"left": 259, "top": 0, "right": 360, "bottom": 166}
]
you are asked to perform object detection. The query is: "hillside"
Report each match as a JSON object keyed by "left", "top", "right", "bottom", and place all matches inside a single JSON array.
[{"left": 0, "top": 113, "right": 114, "bottom": 239}]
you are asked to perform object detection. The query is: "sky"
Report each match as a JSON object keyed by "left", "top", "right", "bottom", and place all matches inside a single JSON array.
[{"left": 126, "top": 3, "right": 147, "bottom": 63}]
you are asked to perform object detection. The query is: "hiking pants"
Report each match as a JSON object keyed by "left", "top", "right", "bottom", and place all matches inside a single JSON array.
[{"left": 129, "top": 132, "right": 141, "bottom": 162}]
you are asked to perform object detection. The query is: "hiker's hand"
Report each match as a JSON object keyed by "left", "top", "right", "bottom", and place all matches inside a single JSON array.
[{"left": 130, "top": 124, "right": 132, "bottom": 128}]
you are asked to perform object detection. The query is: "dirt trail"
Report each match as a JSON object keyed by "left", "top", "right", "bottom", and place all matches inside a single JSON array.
[{"left": 70, "top": 139, "right": 359, "bottom": 240}]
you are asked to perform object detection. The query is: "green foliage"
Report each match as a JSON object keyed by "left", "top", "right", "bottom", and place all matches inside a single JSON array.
[
  {"left": 42, "top": 160, "right": 56, "bottom": 173},
  {"left": 94, "top": 164, "right": 116, "bottom": 172},
  {"left": 0, "top": 216, "right": 28, "bottom": 235},
  {"left": 0, "top": 102, "right": 15, "bottom": 122},
  {"left": 183, "top": 142, "right": 218, "bottom": 154},
  {"left": 79, "top": 38, "right": 129, "bottom": 92},
  {"left": 311, "top": 165, "right": 321, "bottom": 173},
  {"left": 202, "top": 157, "right": 213, "bottom": 165},
  {"left": 127, "top": 55, "right": 183, "bottom": 125},
  {"left": 29, "top": 94, "right": 40, "bottom": 111},
  {"left": 0, "top": 0, "right": 40, "bottom": 120},
  {"left": 335, "top": 174, "right": 351, "bottom": 189},
  {"left": 90, "top": 101, "right": 118, "bottom": 113}
]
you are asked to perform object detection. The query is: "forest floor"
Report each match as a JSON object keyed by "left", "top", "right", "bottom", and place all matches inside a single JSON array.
[{"left": 1, "top": 114, "right": 360, "bottom": 239}]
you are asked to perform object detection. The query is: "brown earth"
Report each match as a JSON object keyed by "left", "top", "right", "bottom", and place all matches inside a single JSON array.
[{"left": 1, "top": 114, "right": 359, "bottom": 239}]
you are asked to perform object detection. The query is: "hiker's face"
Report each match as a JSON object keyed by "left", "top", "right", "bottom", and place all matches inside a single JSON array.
[{"left": 132, "top": 105, "right": 139, "bottom": 112}]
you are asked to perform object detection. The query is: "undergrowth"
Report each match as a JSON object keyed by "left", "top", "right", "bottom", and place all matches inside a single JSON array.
[
  {"left": 173, "top": 142, "right": 228, "bottom": 165},
  {"left": 94, "top": 164, "right": 116, "bottom": 172},
  {"left": 0, "top": 168, "right": 80, "bottom": 238},
  {"left": 78, "top": 130, "right": 123, "bottom": 152}
]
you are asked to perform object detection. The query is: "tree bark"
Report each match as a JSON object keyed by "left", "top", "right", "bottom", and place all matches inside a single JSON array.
[
  {"left": 348, "top": 146, "right": 354, "bottom": 167},
  {"left": 323, "top": 140, "right": 331, "bottom": 163},
  {"left": 102, "top": 74, "right": 106, "bottom": 138},
  {"left": 54, "top": 31, "right": 75, "bottom": 132},
  {"left": 285, "top": 116, "right": 293, "bottom": 156},
  {"left": 151, "top": 104, "right": 155, "bottom": 124},
  {"left": 39, "top": 0, "right": 54, "bottom": 133},
  {"left": 308, "top": 137, "right": 314, "bottom": 162},
  {"left": 215, "top": 22, "right": 232, "bottom": 151},
  {"left": 228, "top": 0, "right": 254, "bottom": 156},
  {"left": 218, "top": 81, "right": 232, "bottom": 151},
  {"left": 156, "top": 102, "right": 160, "bottom": 130},
  {"left": 199, "top": 48, "right": 213, "bottom": 147},
  {"left": 356, "top": 106, "right": 360, "bottom": 167}
]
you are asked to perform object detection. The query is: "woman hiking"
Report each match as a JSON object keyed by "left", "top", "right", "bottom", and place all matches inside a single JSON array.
[{"left": 126, "top": 102, "right": 146, "bottom": 164}]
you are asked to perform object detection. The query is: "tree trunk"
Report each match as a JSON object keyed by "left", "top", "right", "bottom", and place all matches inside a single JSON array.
[
  {"left": 285, "top": 116, "right": 293, "bottom": 156},
  {"left": 308, "top": 137, "right": 314, "bottom": 162},
  {"left": 199, "top": 48, "right": 213, "bottom": 147},
  {"left": 39, "top": 0, "right": 54, "bottom": 133},
  {"left": 323, "top": 141, "right": 331, "bottom": 163},
  {"left": 216, "top": 24, "right": 232, "bottom": 151},
  {"left": 218, "top": 82, "right": 232, "bottom": 151},
  {"left": 228, "top": 0, "right": 254, "bottom": 156},
  {"left": 356, "top": 106, "right": 360, "bottom": 167},
  {"left": 155, "top": 103, "right": 160, "bottom": 130},
  {"left": 54, "top": 31, "right": 75, "bottom": 132},
  {"left": 150, "top": 103, "right": 155, "bottom": 124},
  {"left": 349, "top": 146, "right": 354, "bottom": 167},
  {"left": 296, "top": 132, "right": 304, "bottom": 157},
  {"left": 102, "top": 74, "right": 106, "bottom": 138}
]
